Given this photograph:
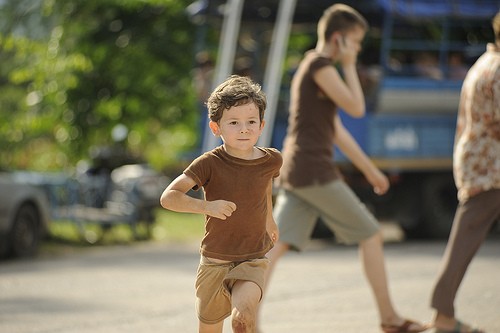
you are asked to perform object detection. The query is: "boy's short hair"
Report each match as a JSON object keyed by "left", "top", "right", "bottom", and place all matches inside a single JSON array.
[
  {"left": 317, "top": 4, "right": 368, "bottom": 43},
  {"left": 206, "top": 75, "right": 267, "bottom": 123}
]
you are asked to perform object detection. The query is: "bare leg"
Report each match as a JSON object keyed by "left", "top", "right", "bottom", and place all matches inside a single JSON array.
[
  {"left": 256, "top": 241, "right": 290, "bottom": 331},
  {"left": 263, "top": 241, "right": 290, "bottom": 290},
  {"left": 231, "top": 280, "right": 262, "bottom": 333},
  {"left": 360, "top": 231, "right": 426, "bottom": 331}
]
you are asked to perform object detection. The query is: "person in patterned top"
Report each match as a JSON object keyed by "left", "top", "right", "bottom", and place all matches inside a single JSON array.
[{"left": 430, "top": 10, "right": 500, "bottom": 333}]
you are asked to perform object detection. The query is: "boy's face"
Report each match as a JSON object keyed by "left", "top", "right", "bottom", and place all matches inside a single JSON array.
[{"left": 209, "top": 102, "right": 264, "bottom": 156}]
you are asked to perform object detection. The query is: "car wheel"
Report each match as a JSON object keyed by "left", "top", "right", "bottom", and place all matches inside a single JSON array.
[{"left": 10, "top": 203, "right": 40, "bottom": 258}]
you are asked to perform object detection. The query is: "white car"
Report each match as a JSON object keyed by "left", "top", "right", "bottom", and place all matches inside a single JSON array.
[{"left": 0, "top": 173, "right": 51, "bottom": 258}]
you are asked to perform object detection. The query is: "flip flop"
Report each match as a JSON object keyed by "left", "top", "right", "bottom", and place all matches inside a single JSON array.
[
  {"left": 381, "top": 319, "right": 430, "bottom": 333},
  {"left": 433, "top": 320, "right": 485, "bottom": 333}
]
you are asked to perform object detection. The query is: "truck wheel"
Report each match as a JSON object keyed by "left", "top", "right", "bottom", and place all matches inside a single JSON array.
[
  {"left": 10, "top": 203, "right": 40, "bottom": 257},
  {"left": 422, "top": 174, "right": 457, "bottom": 239},
  {"left": 393, "top": 176, "right": 425, "bottom": 239}
]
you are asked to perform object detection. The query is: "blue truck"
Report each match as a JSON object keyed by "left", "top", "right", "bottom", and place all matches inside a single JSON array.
[{"left": 193, "top": 0, "right": 499, "bottom": 238}]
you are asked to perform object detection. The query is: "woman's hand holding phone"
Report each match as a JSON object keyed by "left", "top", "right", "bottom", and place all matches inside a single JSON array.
[{"left": 337, "top": 35, "right": 358, "bottom": 67}]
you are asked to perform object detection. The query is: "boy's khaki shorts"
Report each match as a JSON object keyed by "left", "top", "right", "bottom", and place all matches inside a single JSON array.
[
  {"left": 274, "top": 179, "right": 380, "bottom": 251},
  {"left": 195, "top": 256, "right": 269, "bottom": 324}
]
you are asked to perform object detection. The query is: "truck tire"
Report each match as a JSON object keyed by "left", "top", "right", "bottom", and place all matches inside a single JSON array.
[
  {"left": 393, "top": 175, "right": 425, "bottom": 239},
  {"left": 422, "top": 174, "right": 457, "bottom": 239}
]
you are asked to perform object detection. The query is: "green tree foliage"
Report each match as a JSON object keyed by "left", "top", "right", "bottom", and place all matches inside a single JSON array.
[{"left": 0, "top": 0, "right": 201, "bottom": 171}]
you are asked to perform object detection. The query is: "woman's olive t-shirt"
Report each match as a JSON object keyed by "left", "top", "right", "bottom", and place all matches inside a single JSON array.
[{"left": 279, "top": 50, "right": 341, "bottom": 189}]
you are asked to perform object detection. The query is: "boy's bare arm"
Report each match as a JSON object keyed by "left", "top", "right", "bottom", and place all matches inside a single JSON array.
[
  {"left": 333, "top": 115, "right": 389, "bottom": 195},
  {"left": 160, "top": 174, "right": 236, "bottom": 220},
  {"left": 265, "top": 180, "right": 279, "bottom": 242}
]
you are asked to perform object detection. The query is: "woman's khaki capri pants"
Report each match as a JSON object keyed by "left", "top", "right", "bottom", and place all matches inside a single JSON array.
[{"left": 274, "top": 179, "right": 380, "bottom": 251}]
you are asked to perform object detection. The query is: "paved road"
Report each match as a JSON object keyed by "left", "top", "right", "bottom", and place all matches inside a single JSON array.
[{"left": 1, "top": 235, "right": 499, "bottom": 333}]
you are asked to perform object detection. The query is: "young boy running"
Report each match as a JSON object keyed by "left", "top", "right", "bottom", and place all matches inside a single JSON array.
[{"left": 160, "top": 75, "right": 282, "bottom": 333}]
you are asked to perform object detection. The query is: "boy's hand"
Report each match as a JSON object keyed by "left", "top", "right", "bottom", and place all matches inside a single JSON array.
[
  {"left": 206, "top": 200, "right": 237, "bottom": 220},
  {"left": 267, "top": 220, "right": 279, "bottom": 243}
]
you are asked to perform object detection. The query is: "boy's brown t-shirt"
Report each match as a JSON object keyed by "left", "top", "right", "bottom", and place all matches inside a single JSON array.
[
  {"left": 184, "top": 146, "right": 282, "bottom": 261},
  {"left": 279, "top": 50, "right": 341, "bottom": 189}
]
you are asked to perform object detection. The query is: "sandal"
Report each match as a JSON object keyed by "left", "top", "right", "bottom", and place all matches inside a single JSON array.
[
  {"left": 434, "top": 320, "right": 485, "bottom": 333},
  {"left": 381, "top": 319, "right": 430, "bottom": 333}
]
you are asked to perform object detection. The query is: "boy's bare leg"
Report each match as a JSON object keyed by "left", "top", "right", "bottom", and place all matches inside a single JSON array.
[
  {"left": 199, "top": 320, "right": 223, "bottom": 333},
  {"left": 360, "top": 231, "right": 425, "bottom": 330},
  {"left": 231, "top": 280, "right": 262, "bottom": 333},
  {"left": 263, "top": 241, "right": 290, "bottom": 289}
]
